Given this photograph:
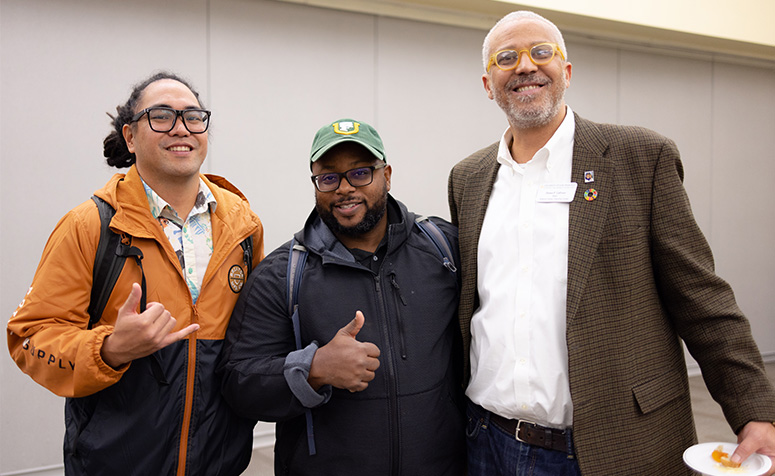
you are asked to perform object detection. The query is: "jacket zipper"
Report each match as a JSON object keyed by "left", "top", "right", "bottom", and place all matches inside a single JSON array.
[
  {"left": 175, "top": 237, "right": 248, "bottom": 474},
  {"left": 374, "top": 273, "right": 401, "bottom": 476},
  {"left": 388, "top": 272, "right": 408, "bottom": 360}
]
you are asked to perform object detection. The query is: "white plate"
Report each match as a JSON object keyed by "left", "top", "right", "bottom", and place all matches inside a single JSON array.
[{"left": 683, "top": 442, "right": 772, "bottom": 476}]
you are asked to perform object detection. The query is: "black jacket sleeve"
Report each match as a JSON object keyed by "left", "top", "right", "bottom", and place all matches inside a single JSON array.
[{"left": 219, "top": 245, "right": 314, "bottom": 422}]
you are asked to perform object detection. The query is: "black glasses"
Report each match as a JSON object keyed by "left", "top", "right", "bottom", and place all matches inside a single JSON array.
[
  {"left": 130, "top": 107, "right": 211, "bottom": 134},
  {"left": 311, "top": 163, "right": 387, "bottom": 192}
]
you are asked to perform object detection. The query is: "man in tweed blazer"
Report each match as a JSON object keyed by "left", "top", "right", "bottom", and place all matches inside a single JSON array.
[{"left": 448, "top": 10, "right": 775, "bottom": 476}]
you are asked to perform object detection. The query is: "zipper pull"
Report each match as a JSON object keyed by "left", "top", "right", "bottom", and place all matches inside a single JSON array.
[
  {"left": 389, "top": 272, "right": 408, "bottom": 360},
  {"left": 442, "top": 257, "right": 457, "bottom": 273},
  {"left": 389, "top": 274, "right": 407, "bottom": 306}
]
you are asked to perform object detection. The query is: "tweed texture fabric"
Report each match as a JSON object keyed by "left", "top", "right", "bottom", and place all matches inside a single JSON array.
[{"left": 448, "top": 113, "right": 775, "bottom": 475}]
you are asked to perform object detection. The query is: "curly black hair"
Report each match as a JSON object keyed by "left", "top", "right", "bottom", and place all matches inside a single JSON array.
[{"left": 102, "top": 71, "right": 205, "bottom": 168}]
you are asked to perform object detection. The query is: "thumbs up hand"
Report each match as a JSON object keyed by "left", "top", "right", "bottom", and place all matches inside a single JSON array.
[{"left": 308, "top": 311, "right": 381, "bottom": 392}]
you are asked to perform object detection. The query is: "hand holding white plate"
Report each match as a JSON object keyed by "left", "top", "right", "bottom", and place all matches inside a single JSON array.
[{"left": 683, "top": 442, "right": 772, "bottom": 476}]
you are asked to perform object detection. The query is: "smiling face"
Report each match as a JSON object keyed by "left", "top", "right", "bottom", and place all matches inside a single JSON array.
[
  {"left": 312, "top": 142, "right": 392, "bottom": 245},
  {"left": 483, "top": 18, "right": 572, "bottom": 131},
  {"left": 122, "top": 79, "right": 208, "bottom": 189}
]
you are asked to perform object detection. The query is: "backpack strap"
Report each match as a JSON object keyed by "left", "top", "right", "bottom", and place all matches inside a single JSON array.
[
  {"left": 286, "top": 238, "right": 308, "bottom": 322},
  {"left": 415, "top": 216, "right": 457, "bottom": 274},
  {"left": 285, "top": 238, "right": 316, "bottom": 455},
  {"left": 240, "top": 236, "right": 253, "bottom": 278},
  {"left": 87, "top": 196, "right": 146, "bottom": 330}
]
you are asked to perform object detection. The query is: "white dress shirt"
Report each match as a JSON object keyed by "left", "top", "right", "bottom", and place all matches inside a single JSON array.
[{"left": 466, "top": 108, "right": 576, "bottom": 428}]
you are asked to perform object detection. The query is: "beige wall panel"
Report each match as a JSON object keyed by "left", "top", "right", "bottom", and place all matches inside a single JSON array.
[
  {"left": 0, "top": 1, "right": 210, "bottom": 474},
  {"left": 710, "top": 62, "right": 775, "bottom": 351},
  {"left": 375, "top": 17, "right": 504, "bottom": 221},
  {"left": 562, "top": 41, "right": 619, "bottom": 124},
  {"left": 209, "top": 0, "right": 378, "bottom": 250}
]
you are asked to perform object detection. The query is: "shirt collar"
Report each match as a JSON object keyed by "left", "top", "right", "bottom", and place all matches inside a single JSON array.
[
  {"left": 496, "top": 106, "right": 575, "bottom": 173},
  {"left": 142, "top": 178, "right": 217, "bottom": 222}
]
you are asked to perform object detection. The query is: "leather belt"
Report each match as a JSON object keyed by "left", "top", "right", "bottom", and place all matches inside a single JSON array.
[{"left": 489, "top": 413, "right": 571, "bottom": 453}]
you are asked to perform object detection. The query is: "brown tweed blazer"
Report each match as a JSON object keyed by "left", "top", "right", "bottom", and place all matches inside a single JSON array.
[{"left": 448, "top": 113, "right": 775, "bottom": 475}]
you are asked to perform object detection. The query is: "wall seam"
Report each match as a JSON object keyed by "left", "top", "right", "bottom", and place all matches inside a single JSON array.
[
  {"left": 374, "top": 15, "right": 380, "bottom": 126},
  {"left": 206, "top": 0, "right": 213, "bottom": 173}
]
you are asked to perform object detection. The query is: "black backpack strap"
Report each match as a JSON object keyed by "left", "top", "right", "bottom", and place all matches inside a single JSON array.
[
  {"left": 415, "top": 216, "right": 457, "bottom": 274},
  {"left": 87, "top": 196, "right": 146, "bottom": 329},
  {"left": 240, "top": 236, "right": 253, "bottom": 278},
  {"left": 286, "top": 238, "right": 308, "bottom": 320},
  {"left": 285, "top": 238, "right": 316, "bottom": 455},
  {"left": 88, "top": 196, "right": 125, "bottom": 329}
]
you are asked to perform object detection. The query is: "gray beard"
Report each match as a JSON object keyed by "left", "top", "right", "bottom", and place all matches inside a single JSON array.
[
  {"left": 501, "top": 96, "right": 563, "bottom": 129},
  {"left": 493, "top": 76, "right": 565, "bottom": 129}
]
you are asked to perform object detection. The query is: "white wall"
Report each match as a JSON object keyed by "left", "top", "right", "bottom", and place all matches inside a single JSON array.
[{"left": 1, "top": 0, "right": 773, "bottom": 474}]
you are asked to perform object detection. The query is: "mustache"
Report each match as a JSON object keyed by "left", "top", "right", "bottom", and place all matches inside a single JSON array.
[
  {"left": 329, "top": 196, "right": 363, "bottom": 208},
  {"left": 505, "top": 74, "right": 552, "bottom": 89}
]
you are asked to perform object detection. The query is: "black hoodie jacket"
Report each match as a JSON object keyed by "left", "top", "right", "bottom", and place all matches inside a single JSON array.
[{"left": 220, "top": 196, "right": 465, "bottom": 475}]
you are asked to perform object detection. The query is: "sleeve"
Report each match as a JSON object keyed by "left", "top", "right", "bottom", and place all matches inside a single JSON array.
[
  {"left": 219, "top": 246, "right": 330, "bottom": 422},
  {"left": 649, "top": 138, "right": 775, "bottom": 431},
  {"left": 6, "top": 203, "right": 128, "bottom": 398},
  {"left": 284, "top": 344, "right": 332, "bottom": 408}
]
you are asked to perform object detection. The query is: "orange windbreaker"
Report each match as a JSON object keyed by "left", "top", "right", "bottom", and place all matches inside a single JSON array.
[{"left": 7, "top": 165, "right": 264, "bottom": 475}]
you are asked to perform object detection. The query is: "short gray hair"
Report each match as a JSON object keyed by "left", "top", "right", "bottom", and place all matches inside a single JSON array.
[{"left": 482, "top": 11, "right": 568, "bottom": 71}]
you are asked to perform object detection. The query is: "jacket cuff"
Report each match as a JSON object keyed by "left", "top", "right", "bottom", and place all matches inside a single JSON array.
[
  {"left": 283, "top": 342, "right": 332, "bottom": 408},
  {"left": 92, "top": 326, "right": 130, "bottom": 377}
]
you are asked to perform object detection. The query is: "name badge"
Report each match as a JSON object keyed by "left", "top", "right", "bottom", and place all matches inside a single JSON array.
[{"left": 536, "top": 183, "right": 578, "bottom": 203}]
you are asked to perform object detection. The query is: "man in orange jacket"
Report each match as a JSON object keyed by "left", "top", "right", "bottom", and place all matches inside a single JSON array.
[{"left": 7, "top": 71, "right": 264, "bottom": 476}]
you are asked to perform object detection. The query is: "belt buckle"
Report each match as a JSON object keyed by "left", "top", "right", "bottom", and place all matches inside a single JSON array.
[{"left": 514, "top": 419, "right": 535, "bottom": 443}]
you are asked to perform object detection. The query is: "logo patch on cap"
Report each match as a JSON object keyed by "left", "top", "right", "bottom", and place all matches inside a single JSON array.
[
  {"left": 333, "top": 121, "right": 360, "bottom": 135},
  {"left": 228, "top": 265, "right": 246, "bottom": 293}
]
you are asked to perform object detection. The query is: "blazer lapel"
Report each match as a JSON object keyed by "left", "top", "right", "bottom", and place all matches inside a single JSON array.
[
  {"left": 458, "top": 149, "right": 500, "bottom": 263},
  {"left": 566, "top": 115, "right": 613, "bottom": 326}
]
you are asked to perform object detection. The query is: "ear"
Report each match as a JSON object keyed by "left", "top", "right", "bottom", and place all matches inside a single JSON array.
[
  {"left": 563, "top": 61, "right": 572, "bottom": 88},
  {"left": 122, "top": 124, "right": 136, "bottom": 154},
  {"left": 383, "top": 164, "right": 392, "bottom": 192},
  {"left": 482, "top": 73, "right": 494, "bottom": 100}
]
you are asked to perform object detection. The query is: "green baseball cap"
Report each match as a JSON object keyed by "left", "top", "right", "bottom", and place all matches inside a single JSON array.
[{"left": 310, "top": 119, "right": 386, "bottom": 164}]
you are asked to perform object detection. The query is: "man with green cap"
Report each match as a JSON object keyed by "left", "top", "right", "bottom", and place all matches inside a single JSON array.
[{"left": 219, "top": 119, "right": 466, "bottom": 475}]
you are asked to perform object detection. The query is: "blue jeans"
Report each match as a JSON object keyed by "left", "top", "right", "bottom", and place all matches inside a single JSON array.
[{"left": 466, "top": 401, "right": 581, "bottom": 476}]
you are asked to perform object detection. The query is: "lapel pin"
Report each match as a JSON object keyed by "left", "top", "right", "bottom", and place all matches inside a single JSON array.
[
  {"left": 584, "top": 171, "right": 595, "bottom": 183},
  {"left": 584, "top": 188, "right": 598, "bottom": 201}
]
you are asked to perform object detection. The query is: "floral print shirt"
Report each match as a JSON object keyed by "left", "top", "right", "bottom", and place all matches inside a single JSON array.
[{"left": 142, "top": 179, "right": 216, "bottom": 303}]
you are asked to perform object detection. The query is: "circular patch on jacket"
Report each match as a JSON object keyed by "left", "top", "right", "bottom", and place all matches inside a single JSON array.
[
  {"left": 228, "top": 265, "right": 245, "bottom": 293},
  {"left": 583, "top": 188, "right": 598, "bottom": 201}
]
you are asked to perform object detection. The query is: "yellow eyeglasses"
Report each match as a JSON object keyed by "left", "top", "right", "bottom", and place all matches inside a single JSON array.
[{"left": 486, "top": 43, "right": 565, "bottom": 72}]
